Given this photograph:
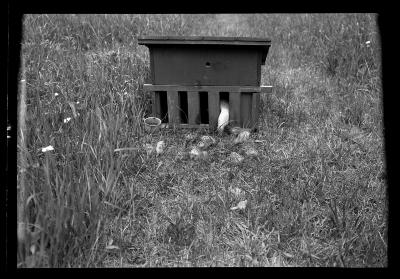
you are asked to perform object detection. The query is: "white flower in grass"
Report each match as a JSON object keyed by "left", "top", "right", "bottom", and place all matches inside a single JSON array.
[
  {"left": 54, "top": 93, "right": 59, "bottom": 97},
  {"left": 366, "top": 41, "right": 371, "bottom": 47},
  {"left": 105, "top": 238, "right": 120, "bottom": 250},
  {"left": 41, "top": 145, "right": 54, "bottom": 153},
  {"left": 63, "top": 117, "right": 72, "bottom": 123},
  {"left": 231, "top": 200, "right": 247, "bottom": 211}
]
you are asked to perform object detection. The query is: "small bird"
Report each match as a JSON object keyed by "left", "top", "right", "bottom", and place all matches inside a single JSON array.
[
  {"left": 217, "top": 100, "right": 229, "bottom": 133},
  {"left": 230, "top": 126, "right": 243, "bottom": 135},
  {"left": 229, "top": 152, "right": 244, "bottom": 164},
  {"left": 144, "top": 143, "right": 154, "bottom": 156},
  {"left": 185, "top": 133, "right": 197, "bottom": 141},
  {"left": 164, "top": 218, "right": 196, "bottom": 247},
  {"left": 228, "top": 186, "right": 245, "bottom": 198},
  {"left": 156, "top": 141, "right": 166, "bottom": 156},
  {"left": 244, "top": 145, "right": 258, "bottom": 157},
  {"left": 197, "top": 135, "right": 216, "bottom": 149},
  {"left": 190, "top": 147, "right": 201, "bottom": 159},
  {"left": 234, "top": 130, "right": 250, "bottom": 144},
  {"left": 189, "top": 147, "right": 208, "bottom": 160},
  {"left": 184, "top": 133, "right": 197, "bottom": 148}
]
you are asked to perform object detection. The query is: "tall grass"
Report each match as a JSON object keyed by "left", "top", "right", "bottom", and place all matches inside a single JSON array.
[{"left": 17, "top": 14, "right": 385, "bottom": 267}]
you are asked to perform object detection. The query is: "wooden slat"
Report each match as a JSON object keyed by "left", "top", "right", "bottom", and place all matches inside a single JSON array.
[
  {"left": 257, "top": 52, "right": 262, "bottom": 85},
  {"left": 150, "top": 52, "right": 155, "bottom": 84},
  {"left": 143, "top": 84, "right": 265, "bottom": 93},
  {"left": 208, "top": 90, "right": 220, "bottom": 131},
  {"left": 167, "top": 90, "right": 180, "bottom": 124},
  {"left": 151, "top": 91, "right": 157, "bottom": 117},
  {"left": 138, "top": 35, "right": 271, "bottom": 42},
  {"left": 160, "top": 123, "right": 210, "bottom": 129},
  {"left": 240, "top": 93, "right": 252, "bottom": 128},
  {"left": 251, "top": 92, "right": 260, "bottom": 129},
  {"left": 188, "top": 91, "right": 200, "bottom": 125},
  {"left": 177, "top": 124, "right": 209, "bottom": 129},
  {"left": 260, "top": 86, "right": 273, "bottom": 94},
  {"left": 153, "top": 92, "right": 161, "bottom": 119},
  {"left": 139, "top": 41, "right": 270, "bottom": 47},
  {"left": 138, "top": 36, "right": 271, "bottom": 47},
  {"left": 229, "top": 91, "right": 241, "bottom": 127}
]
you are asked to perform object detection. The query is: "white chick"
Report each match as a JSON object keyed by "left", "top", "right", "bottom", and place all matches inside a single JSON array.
[
  {"left": 156, "top": 141, "right": 165, "bottom": 156},
  {"left": 244, "top": 145, "right": 258, "bottom": 156},
  {"left": 217, "top": 100, "right": 229, "bottom": 133},
  {"left": 233, "top": 130, "right": 250, "bottom": 144},
  {"left": 189, "top": 147, "right": 208, "bottom": 160},
  {"left": 197, "top": 135, "right": 216, "bottom": 149},
  {"left": 189, "top": 147, "right": 202, "bottom": 159},
  {"left": 229, "top": 152, "right": 244, "bottom": 164},
  {"left": 144, "top": 143, "right": 154, "bottom": 156}
]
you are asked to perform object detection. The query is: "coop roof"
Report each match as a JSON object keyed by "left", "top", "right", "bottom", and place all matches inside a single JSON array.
[{"left": 138, "top": 36, "right": 271, "bottom": 64}]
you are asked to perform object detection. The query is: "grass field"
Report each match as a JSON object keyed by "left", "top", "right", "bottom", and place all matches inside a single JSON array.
[{"left": 17, "top": 14, "right": 386, "bottom": 267}]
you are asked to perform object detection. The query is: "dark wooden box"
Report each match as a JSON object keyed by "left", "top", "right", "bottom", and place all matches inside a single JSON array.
[
  {"left": 138, "top": 36, "right": 271, "bottom": 86},
  {"left": 138, "top": 36, "right": 272, "bottom": 130}
]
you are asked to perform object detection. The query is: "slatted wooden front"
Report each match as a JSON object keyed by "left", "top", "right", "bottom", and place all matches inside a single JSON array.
[{"left": 144, "top": 84, "right": 272, "bottom": 130}]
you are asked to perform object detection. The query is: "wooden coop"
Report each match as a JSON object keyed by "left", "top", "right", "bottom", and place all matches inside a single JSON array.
[{"left": 138, "top": 36, "right": 272, "bottom": 131}]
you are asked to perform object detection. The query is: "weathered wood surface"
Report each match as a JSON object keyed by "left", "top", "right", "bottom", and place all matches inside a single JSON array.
[
  {"left": 208, "top": 90, "right": 220, "bottom": 130},
  {"left": 167, "top": 90, "right": 180, "bottom": 124},
  {"left": 174, "top": 124, "right": 210, "bottom": 129},
  {"left": 260, "top": 86, "right": 273, "bottom": 94},
  {"left": 251, "top": 92, "right": 260, "bottom": 129},
  {"left": 240, "top": 92, "right": 252, "bottom": 128},
  {"left": 146, "top": 84, "right": 271, "bottom": 131},
  {"left": 187, "top": 91, "right": 200, "bottom": 125},
  {"left": 229, "top": 90, "right": 241, "bottom": 127},
  {"left": 138, "top": 36, "right": 271, "bottom": 46},
  {"left": 144, "top": 84, "right": 273, "bottom": 93},
  {"left": 152, "top": 92, "right": 161, "bottom": 119}
]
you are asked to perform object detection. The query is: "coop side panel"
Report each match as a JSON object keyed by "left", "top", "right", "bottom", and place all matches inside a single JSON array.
[{"left": 151, "top": 45, "right": 260, "bottom": 86}]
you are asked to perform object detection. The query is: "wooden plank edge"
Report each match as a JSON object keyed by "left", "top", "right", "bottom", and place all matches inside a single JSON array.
[
  {"left": 160, "top": 123, "right": 210, "bottom": 129},
  {"left": 260, "top": 86, "right": 273, "bottom": 94},
  {"left": 143, "top": 84, "right": 271, "bottom": 92}
]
